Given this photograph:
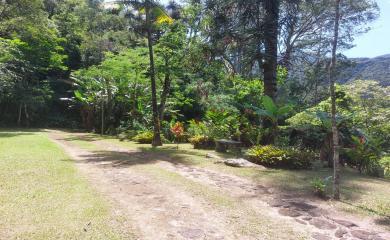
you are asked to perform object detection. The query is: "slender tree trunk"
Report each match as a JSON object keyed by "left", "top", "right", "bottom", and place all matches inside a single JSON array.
[
  {"left": 314, "top": 34, "right": 323, "bottom": 104},
  {"left": 101, "top": 99, "right": 104, "bottom": 135},
  {"left": 146, "top": 1, "right": 162, "bottom": 147},
  {"left": 330, "top": 0, "right": 341, "bottom": 200},
  {"left": 131, "top": 77, "right": 138, "bottom": 122},
  {"left": 87, "top": 106, "right": 94, "bottom": 131},
  {"left": 158, "top": 58, "right": 171, "bottom": 122},
  {"left": 263, "top": 0, "right": 280, "bottom": 101},
  {"left": 17, "top": 102, "right": 22, "bottom": 126},
  {"left": 24, "top": 103, "right": 29, "bottom": 127},
  {"left": 105, "top": 78, "right": 112, "bottom": 128}
]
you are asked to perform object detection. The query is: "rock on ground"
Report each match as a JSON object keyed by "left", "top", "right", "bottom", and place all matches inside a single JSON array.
[{"left": 224, "top": 158, "right": 259, "bottom": 168}]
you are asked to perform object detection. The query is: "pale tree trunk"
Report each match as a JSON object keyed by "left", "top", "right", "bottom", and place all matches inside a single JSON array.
[
  {"left": 105, "top": 78, "right": 112, "bottom": 128},
  {"left": 146, "top": 0, "right": 162, "bottom": 147},
  {"left": 101, "top": 99, "right": 104, "bottom": 135},
  {"left": 158, "top": 58, "right": 171, "bottom": 122},
  {"left": 330, "top": 0, "right": 341, "bottom": 200}
]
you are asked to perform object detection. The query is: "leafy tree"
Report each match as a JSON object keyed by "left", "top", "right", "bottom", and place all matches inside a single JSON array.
[
  {"left": 155, "top": 22, "right": 186, "bottom": 122},
  {"left": 344, "top": 80, "right": 390, "bottom": 149},
  {"left": 329, "top": 0, "right": 341, "bottom": 200},
  {"left": 72, "top": 48, "right": 151, "bottom": 132}
]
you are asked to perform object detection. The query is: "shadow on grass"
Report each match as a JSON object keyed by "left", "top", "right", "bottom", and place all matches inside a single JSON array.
[
  {"left": 59, "top": 132, "right": 390, "bottom": 217},
  {"left": 63, "top": 135, "right": 104, "bottom": 142},
  {"left": 61, "top": 133, "right": 116, "bottom": 143},
  {"left": 340, "top": 200, "right": 390, "bottom": 218},
  {"left": 74, "top": 148, "right": 191, "bottom": 169},
  {"left": 374, "top": 216, "right": 390, "bottom": 227},
  {"left": 0, "top": 128, "right": 44, "bottom": 138}
]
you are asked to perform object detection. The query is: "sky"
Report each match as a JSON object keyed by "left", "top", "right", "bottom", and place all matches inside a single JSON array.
[
  {"left": 110, "top": 0, "right": 390, "bottom": 58},
  {"left": 343, "top": 0, "right": 390, "bottom": 58},
  {"left": 162, "top": 0, "right": 390, "bottom": 58}
]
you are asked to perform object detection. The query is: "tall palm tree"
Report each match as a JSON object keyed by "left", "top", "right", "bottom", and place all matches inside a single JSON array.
[
  {"left": 145, "top": 0, "right": 162, "bottom": 146},
  {"left": 120, "top": 0, "right": 173, "bottom": 146}
]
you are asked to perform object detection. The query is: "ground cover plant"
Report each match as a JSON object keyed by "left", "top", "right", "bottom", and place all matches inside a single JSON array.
[{"left": 0, "top": 130, "right": 134, "bottom": 239}]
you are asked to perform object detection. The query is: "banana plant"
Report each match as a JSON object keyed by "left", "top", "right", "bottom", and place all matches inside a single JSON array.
[
  {"left": 251, "top": 96, "right": 293, "bottom": 144},
  {"left": 72, "top": 68, "right": 108, "bottom": 134},
  {"left": 255, "top": 96, "right": 292, "bottom": 125}
]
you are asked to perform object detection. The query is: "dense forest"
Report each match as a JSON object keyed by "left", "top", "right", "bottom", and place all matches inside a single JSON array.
[{"left": 0, "top": 0, "right": 389, "bottom": 183}]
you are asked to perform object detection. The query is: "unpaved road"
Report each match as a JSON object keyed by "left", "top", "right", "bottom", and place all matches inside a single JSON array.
[{"left": 47, "top": 130, "right": 389, "bottom": 240}]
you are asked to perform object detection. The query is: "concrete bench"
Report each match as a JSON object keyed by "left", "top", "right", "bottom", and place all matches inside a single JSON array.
[{"left": 215, "top": 139, "right": 242, "bottom": 153}]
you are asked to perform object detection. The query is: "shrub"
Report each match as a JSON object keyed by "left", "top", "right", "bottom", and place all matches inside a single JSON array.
[
  {"left": 189, "top": 135, "right": 215, "bottom": 149},
  {"left": 171, "top": 122, "right": 185, "bottom": 141},
  {"left": 133, "top": 131, "right": 154, "bottom": 144},
  {"left": 118, "top": 130, "right": 138, "bottom": 141},
  {"left": 239, "top": 126, "right": 265, "bottom": 147},
  {"left": 133, "top": 131, "right": 169, "bottom": 144},
  {"left": 343, "top": 136, "right": 382, "bottom": 176},
  {"left": 188, "top": 120, "right": 208, "bottom": 137},
  {"left": 380, "top": 156, "right": 390, "bottom": 178},
  {"left": 310, "top": 177, "right": 332, "bottom": 198},
  {"left": 246, "top": 145, "right": 313, "bottom": 169},
  {"left": 187, "top": 110, "right": 241, "bottom": 141},
  {"left": 204, "top": 110, "right": 240, "bottom": 139}
]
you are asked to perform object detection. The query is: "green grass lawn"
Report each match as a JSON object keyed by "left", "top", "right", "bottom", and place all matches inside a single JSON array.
[
  {"left": 50, "top": 131, "right": 390, "bottom": 229},
  {"left": 96, "top": 136, "right": 390, "bottom": 220},
  {"left": 0, "top": 130, "right": 134, "bottom": 239}
]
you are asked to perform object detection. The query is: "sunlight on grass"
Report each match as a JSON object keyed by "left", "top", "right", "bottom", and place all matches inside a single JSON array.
[
  {"left": 101, "top": 136, "right": 390, "bottom": 219},
  {"left": 0, "top": 130, "right": 135, "bottom": 239}
]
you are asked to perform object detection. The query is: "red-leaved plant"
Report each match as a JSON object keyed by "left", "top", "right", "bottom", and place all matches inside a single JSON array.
[{"left": 170, "top": 122, "right": 184, "bottom": 149}]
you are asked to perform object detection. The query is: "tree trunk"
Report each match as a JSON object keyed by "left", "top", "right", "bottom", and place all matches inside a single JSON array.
[
  {"left": 263, "top": 0, "right": 280, "bottom": 101},
  {"left": 146, "top": 1, "right": 162, "bottom": 147},
  {"left": 131, "top": 73, "right": 139, "bottom": 122},
  {"left": 330, "top": 0, "right": 341, "bottom": 200},
  {"left": 101, "top": 99, "right": 104, "bottom": 135},
  {"left": 24, "top": 103, "right": 29, "bottom": 127},
  {"left": 17, "top": 102, "right": 22, "bottom": 126},
  {"left": 158, "top": 58, "right": 171, "bottom": 122},
  {"left": 105, "top": 78, "right": 113, "bottom": 128}
]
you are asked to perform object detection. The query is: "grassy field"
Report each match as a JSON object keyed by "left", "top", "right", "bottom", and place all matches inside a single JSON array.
[
  {"left": 4, "top": 129, "right": 387, "bottom": 239},
  {"left": 93, "top": 135, "right": 390, "bottom": 221},
  {"left": 57, "top": 131, "right": 309, "bottom": 239},
  {"left": 0, "top": 130, "right": 134, "bottom": 239}
]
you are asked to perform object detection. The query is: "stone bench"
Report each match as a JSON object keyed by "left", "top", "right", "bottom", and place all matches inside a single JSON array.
[{"left": 215, "top": 139, "right": 242, "bottom": 153}]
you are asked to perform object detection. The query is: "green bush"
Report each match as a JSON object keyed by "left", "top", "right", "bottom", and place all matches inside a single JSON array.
[
  {"left": 118, "top": 130, "right": 138, "bottom": 141},
  {"left": 189, "top": 135, "right": 215, "bottom": 149},
  {"left": 342, "top": 136, "right": 382, "bottom": 176},
  {"left": 133, "top": 131, "right": 154, "bottom": 144},
  {"left": 246, "top": 145, "right": 313, "bottom": 169},
  {"left": 310, "top": 177, "right": 332, "bottom": 198},
  {"left": 204, "top": 110, "right": 240, "bottom": 139},
  {"left": 187, "top": 110, "right": 241, "bottom": 141},
  {"left": 188, "top": 120, "right": 208, "bottom": 137},
  {"left": 132, "top": 131, "right": 170, "bottom": 144},
  {"left": 380, "top": 156, "right": 390, "bottom": 178}
]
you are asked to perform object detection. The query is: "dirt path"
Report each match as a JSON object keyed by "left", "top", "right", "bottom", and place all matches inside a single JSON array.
[
  {"left": 49, "top": 131, "right": 243, "bottom": 240},
  {"left": 47, "top": 130, "right": 389, "bottom": 240}
]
